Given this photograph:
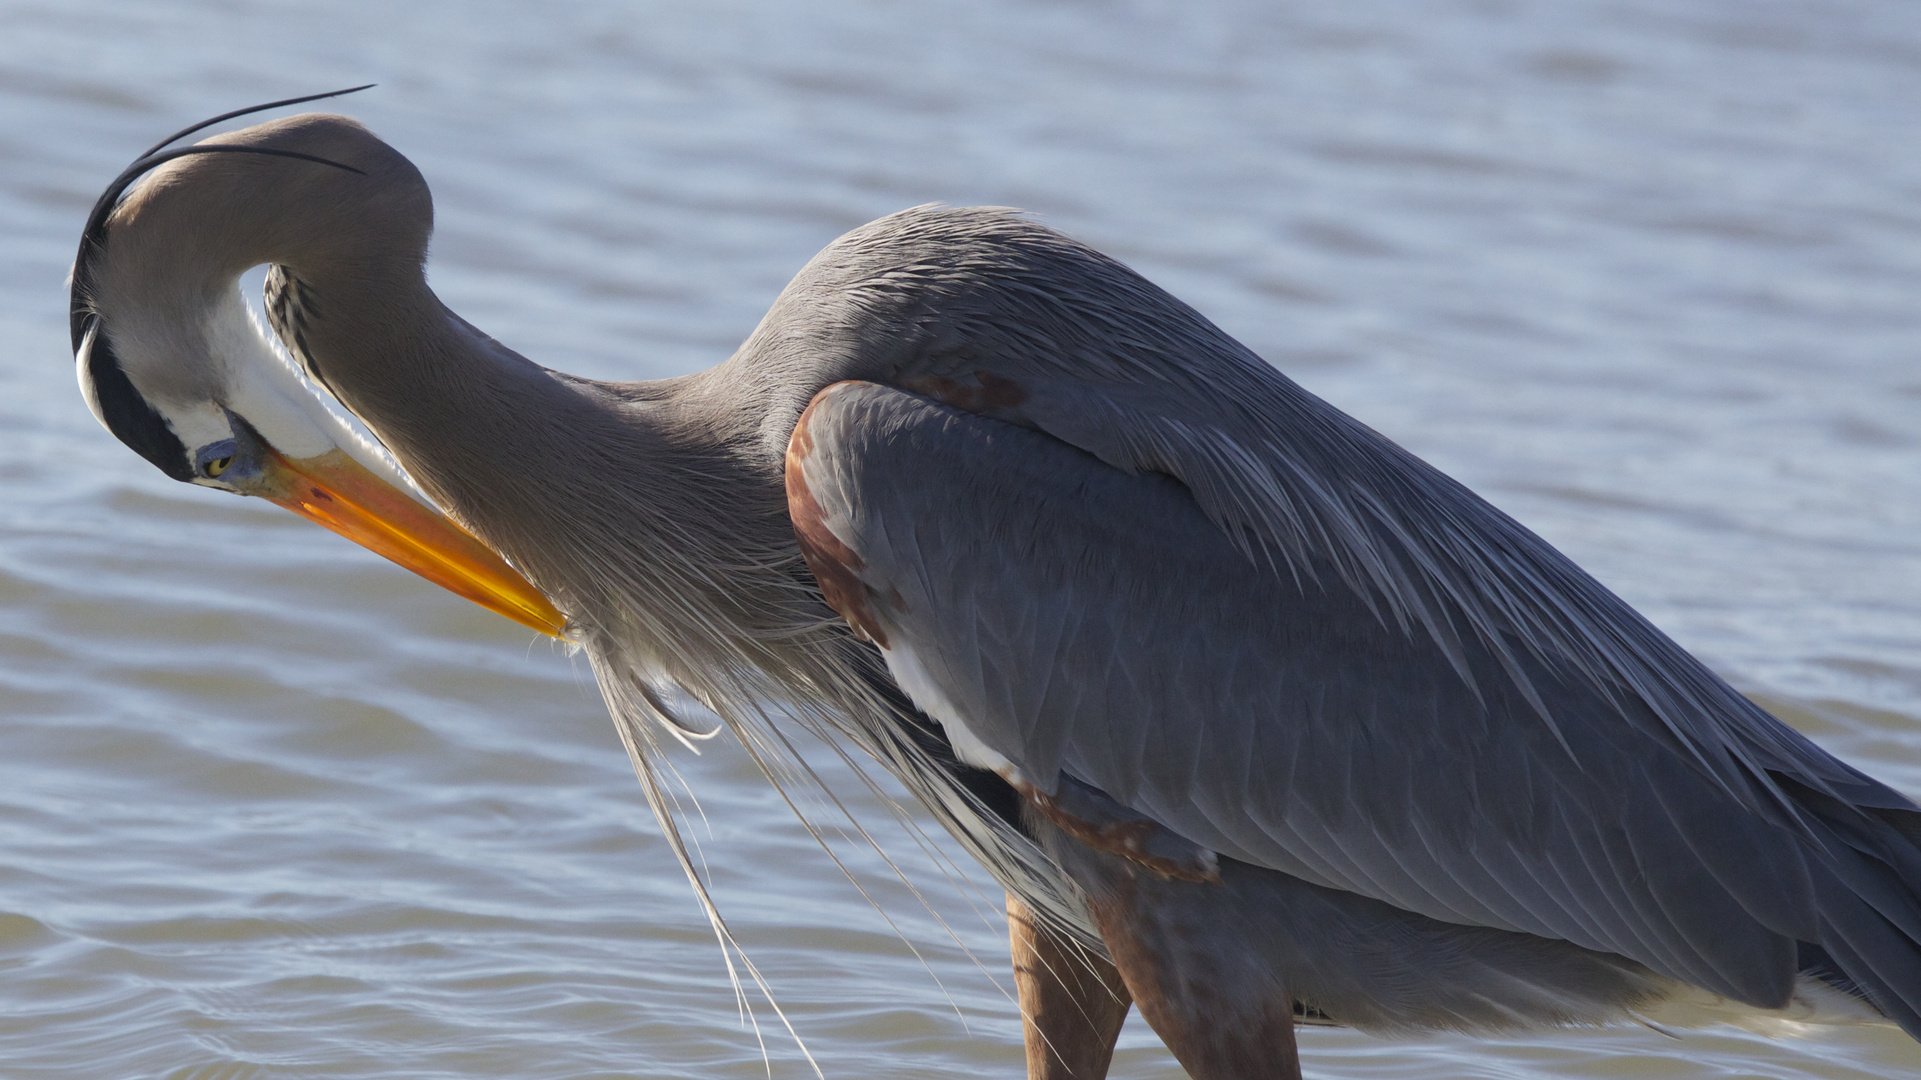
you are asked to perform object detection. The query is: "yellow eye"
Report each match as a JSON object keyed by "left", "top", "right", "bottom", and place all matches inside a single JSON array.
[{"left": 205, "top": 456, "right": 234, "bottom": 478}]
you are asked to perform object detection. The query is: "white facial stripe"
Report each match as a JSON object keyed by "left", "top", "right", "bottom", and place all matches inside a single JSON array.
[
  {"left": 75, "top": 325, "right": 108, "bottom": 431},
  {"left": 208, "top": 279, "right": 436, "bottom": 508},
  {"left": 204, "top": 286, "right": 331, "bottom": 457}
]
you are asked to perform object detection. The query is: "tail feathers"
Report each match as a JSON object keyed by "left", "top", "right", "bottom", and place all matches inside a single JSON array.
[
  {"left": 1783, "top": 779, "right": 1921, "bottom": 1038},
  {"left": 1815, "top": 890, "right": 1921, "bottom": 1034},
  {"left": 1796, "top": 940, "right": 1856, "bottom": 999}
]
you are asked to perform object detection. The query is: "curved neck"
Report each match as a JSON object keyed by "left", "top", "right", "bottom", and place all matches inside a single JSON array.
[
  {"left": 284, "top": 267, "right": 793, "bottom": 632},
  {"left": 282, "top": 266, "right": 609, "bottom": 520}
]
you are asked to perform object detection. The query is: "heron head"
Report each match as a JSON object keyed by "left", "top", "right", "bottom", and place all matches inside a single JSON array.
[{"left": 71, "top": 107, "right": 565, "bottom": 637}]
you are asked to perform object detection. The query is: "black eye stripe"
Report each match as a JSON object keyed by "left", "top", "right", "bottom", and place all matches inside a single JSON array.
[{"left": 80, "top": 321, "right": 194, "bottom": 482}]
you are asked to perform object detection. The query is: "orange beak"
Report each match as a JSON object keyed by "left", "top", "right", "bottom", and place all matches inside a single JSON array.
[{"left": 249, "top": 446, "right": 567, "bottom": 637}]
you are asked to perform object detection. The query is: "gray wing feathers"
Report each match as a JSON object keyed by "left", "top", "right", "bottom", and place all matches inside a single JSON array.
[
  {"left": 769, "top": 206, "right": 1921, "bottom": 1022},
  {"left": 791, "top": 379, "right": 1890, "bottom": 1007},
  {"left": 794, "top": 208, "right": 1899, "bottom": 816}
]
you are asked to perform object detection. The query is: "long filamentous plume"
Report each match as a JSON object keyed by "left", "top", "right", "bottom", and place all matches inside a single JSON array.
[{"left": 545, "top": 486, "right": 1100, "bottom": 1061}]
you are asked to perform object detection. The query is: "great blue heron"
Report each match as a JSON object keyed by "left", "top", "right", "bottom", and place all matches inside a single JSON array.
[{"left": 71, "top": 93, "right": 1921, "bottom": 1080}]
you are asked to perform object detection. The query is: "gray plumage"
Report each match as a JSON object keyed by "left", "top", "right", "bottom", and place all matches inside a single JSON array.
[{"left": 72, "top": 108, "right": 1921, "bottom": 1078}]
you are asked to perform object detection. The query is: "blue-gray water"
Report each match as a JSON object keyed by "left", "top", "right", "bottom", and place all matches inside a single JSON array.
[{"left": 4, "top": 1, "right": 1921, "bottom": 1076}]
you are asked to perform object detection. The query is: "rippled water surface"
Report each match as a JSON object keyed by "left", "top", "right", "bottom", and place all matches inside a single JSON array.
[{"left": 4, "top": 1, "right": 1921, "bottom": 1076}]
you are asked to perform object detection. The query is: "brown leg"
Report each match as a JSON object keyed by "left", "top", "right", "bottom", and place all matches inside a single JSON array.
[
  {"left": 1012, "top": 788, "right": 1305, "bottom": 1077},
  {"left": 1087, "top": 888, "right": 1302, "bottom": 1080},
  {"left": 1009, "top": 893, "right": 1133, "bottom": 1079}
]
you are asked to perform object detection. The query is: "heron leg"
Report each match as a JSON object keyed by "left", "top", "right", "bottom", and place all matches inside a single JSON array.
[
  {"left": 1021, "top": 809, "right": 1304, "bottom": 1080},
  {"left": 1009, "top": 893, "right": 1133, "bottom": 1079},
  {"left": 1078, "top": 876, "right": 1303, "bottom": 1080}
]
